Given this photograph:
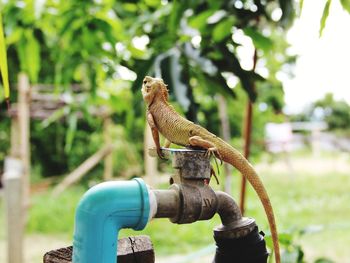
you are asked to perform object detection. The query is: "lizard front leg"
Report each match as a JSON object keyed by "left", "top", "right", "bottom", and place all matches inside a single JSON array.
[{"left": 147, "top": 112, "right": 165, "bottom": 159}]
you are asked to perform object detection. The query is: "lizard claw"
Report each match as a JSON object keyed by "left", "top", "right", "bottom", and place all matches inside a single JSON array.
[
  {"left": 205, "top": 148, "right": 223, "bottom": 165},
  {"left": 204, "top": 149, "right": 213, "bottom": 158},
  {"left": 219, "top": 157, "right": 223, "bottom": 166},
  {"left": 157, "top": 148, "right": 167, "bottom": 160},
  {"left": 210, "top": 166, "right": 220, "bottom": 185}
]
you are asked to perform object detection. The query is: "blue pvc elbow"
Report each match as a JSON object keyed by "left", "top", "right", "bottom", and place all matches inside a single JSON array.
[{"left": 72, "top": 178, "right": 151, "bottom": 263}]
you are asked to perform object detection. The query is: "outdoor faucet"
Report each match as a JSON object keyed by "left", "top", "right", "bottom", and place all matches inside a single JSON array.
[
  {"left": 151, "top": 148, "right": 269, "bottom": 262},
  {"left": 72, "top": 148, "right": 268, "bottom": 263}
]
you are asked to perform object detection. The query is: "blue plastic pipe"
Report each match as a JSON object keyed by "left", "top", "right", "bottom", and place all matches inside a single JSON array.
[{"left": 72, "top": 178, "right": 151, "bottom": 263}]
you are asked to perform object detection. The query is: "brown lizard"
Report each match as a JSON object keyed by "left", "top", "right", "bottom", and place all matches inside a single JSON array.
[{"left": 141, "top": 76, "right": 280, "bottom": 263}]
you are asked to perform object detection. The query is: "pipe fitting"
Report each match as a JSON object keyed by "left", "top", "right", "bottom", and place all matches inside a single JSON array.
[
  {"left": 153, "top": 148, "right": 256, "bottom": 237},
  {"left": 172, "top": 183, "right": 218, "bottom": 224},
  {"left": 152, "top": 189, "right": 179, "bottom": 219},
  {"left": 73, "top": 178, "right": 151, "bottom": 263},
  {"left": 216, "top": 191, "right": 242, "bottom": 224},
  {"left": 214, "top": 191, "right": 256, "bottom": 239},
  {"left": 153, "top": 183, "right": 218, "bottom": 224}
]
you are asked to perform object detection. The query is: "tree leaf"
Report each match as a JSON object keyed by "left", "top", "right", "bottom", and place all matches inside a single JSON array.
[
  {"left": 168, "top": 0, "right": 187, "bottom": 35},
  {"left": 131, "top": 55, "right": 157, "bottom": 92},
  {"left": 183, "top": 42, "right": 218, "bottom": 76},
  {"left": 0, "top": 13, "right": 10, "bottom": 99},
  {"left": 340, "top": 0, "right": 350, "bottom": 14},
  {"left": 213, "top": 18, "right": 235, "bottom": 42},
  {"left": 145, "top": 0, "right": 161, "bottom": 8},
  {"left": 319, "top": 0, "right": 332, "bottom": 37},
  {"left": 18, "top": 29, "right": 41, "bottom": 83},
  {"left": 299, "top": 0, "right": 304, "bottom": 16},
  {"left": 244, "top": 27, "right": 273, "bottom": 52},
  {"left": 65, "top": 113, "right": 78, "bottom": 153},
  {"left": 94, "top": 13, "right": 125, "bottom": 41},
  {"left": 41, "top": 106, "right": 68, "bottom": 128},
  {"left": 215, "top": 45, "right": 258, "bottom": 101},
  {"left": 188, "top": 10, "right": 215, "bottom": 31},
  {"left": 5, "top": 27, "right": 22, "bottom": 46},
  {"left": 279, "top": 0, "right": 295, "bottom": 27},
  {"left": 25, "top": 30, "right": 41, "bottom": 82},
  {"left": 155, "top": 50, "right": 191, "bottom": 111}
]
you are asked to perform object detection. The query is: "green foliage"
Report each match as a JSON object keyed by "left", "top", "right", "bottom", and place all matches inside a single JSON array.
[
  {"left": 340, "top": 0, "right": 350, "bottom": 13},
  {"left": 0, "top": 0, "right": 297, "bottom": 178},
  {"left": 27, "top": 186, "right": 85, "bottom": 234},
  {"left": 320, "top": 0, "right": 332, "bottom": 37},
  {"left": 124, "top": 0, "right": 296, "bottom": 120},
  {"left": 314, "top": 93, "right": 350, "bottom": 131},
  {"left": 319, "top": 0, "right": 350, "bottom": 37},
  {"left": 0, "top": 12, "right": 10, "bottom": 99},
  {"left": 0, "top": 116, "right": 10, "bottom": 165},
  {"left": 244, "top": 27, "right": 273, "bottom": 52},
  {"left": 3, "top": 2, "right": 43, "bottom": 83},
  {"left": 293, "top": 93, "right": 350, "bottom": 132}
]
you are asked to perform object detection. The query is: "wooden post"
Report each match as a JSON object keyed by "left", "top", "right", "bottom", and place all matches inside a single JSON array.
[
  {"left": 103, "top": 116, "right": 113, "bottom": 180},
  {"left": 143, "top": 124, "right": 158, "bottom": 186},
  {"left": 3, "top": 157, "right": 24, "bottom": 263},
  {"left": 17, "top": 73, "right": 31, "bottom": 218},
  {"left": 10, "top": 118, "right": 20, "bottom": 158},
  {"left": 217, "top": 95, "right": 233, "bottom": 195},
  {"left": 43, "top": 235, "right": 155, "bottom": 263},
  {"left": 239, "top": 50, "right": 257, "bottom": 215},
  {"left": 239, "top": 101, "right": 253, "bottom": 215}
]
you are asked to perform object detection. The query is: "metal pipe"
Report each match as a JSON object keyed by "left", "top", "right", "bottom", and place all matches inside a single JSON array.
[
  {"left": 215, "top": 191, "right": 242, "bottom": 226},
  {"left": 72, "top": 178, "right": 152, "bottom": 263},
  {"left": 153, "top": 189, "right": 179, "bottom": 218}
]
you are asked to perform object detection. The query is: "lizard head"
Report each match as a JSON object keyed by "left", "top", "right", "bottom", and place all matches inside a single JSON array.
[{"left": 141, "top": 76, "right": 169, "bottom": 106}]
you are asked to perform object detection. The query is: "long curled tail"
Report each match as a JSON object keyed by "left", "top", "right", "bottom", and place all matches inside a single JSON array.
[{"left": 221, "top": 145, "right": 280, "bottom": 263}]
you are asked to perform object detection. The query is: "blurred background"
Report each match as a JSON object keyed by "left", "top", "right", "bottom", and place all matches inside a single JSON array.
[{"left": 0, "top": 0, "right": 350, "bottom": 262}]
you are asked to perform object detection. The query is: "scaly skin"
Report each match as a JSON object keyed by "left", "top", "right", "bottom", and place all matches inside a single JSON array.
[{"left": 141, "top": 76, "right": 280, "bottom": 263}]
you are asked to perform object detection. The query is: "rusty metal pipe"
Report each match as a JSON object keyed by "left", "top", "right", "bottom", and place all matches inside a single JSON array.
[
  {"left": 215, "top": 191, "right": 242, "bottom": 226},
  {"left": 150, "top": 148, "right": 254, "bottom": 234},
  {"left": 147, "top": 148, "right": 267, "bottom": 262},
  {"left": 153, "top": 189, "right": 179, "bottom": 219}
]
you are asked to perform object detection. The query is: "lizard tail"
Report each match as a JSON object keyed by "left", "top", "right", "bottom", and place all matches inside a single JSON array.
[{"left": 220, "top": 146, "right": 280, "bottom": 263}]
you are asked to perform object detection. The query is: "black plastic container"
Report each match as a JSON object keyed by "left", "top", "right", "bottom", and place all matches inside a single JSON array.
[{"left": 213, "top": 226, "right": 269, "bottom": 263}]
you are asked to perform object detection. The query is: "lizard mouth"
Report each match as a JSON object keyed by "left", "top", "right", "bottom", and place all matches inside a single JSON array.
[
  {"left": 141, "top": 85, "right": 152, "bottom": 101},
  {"left": 142, "top": 83, "right": 151, "bottom": 94},
  {"left": 142, "top": 77, "right": 153, "bottom": 93}
]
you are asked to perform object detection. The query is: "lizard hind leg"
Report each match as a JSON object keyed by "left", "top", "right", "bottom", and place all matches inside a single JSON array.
[
  {"left": 189, "top": 136, "right": 223, "bottom": 164},
  {"left": 189, "top": 136, "right": 223, "bottom": 176},
  {"left": 164, "top": 139, "right": 172, "bottom": 148}
]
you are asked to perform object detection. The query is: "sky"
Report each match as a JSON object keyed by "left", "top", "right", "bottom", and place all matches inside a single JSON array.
[{"left": 283, "top": 0, "right": 350, "bottom": 114}]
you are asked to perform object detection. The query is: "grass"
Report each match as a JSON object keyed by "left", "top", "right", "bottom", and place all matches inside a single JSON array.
[
  {"left": 27, "top": 186, "right": 85, "bottom": 236},
  {"left": 1, "top": 150, "right": 349, "bottom": 262}
]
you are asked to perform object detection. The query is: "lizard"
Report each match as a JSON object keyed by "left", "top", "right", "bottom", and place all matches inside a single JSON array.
[{"left": 141, "top": 76, "right": 280, "bottom": 263}]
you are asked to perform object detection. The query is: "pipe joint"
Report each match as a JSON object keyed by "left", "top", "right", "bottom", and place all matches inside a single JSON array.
[
  {"left": 73, "top": 178, "right": 151, "bottom": 263},
  {"left": 153, "top": 148, "right": 256, "bottom": 238},
  {"left": 214, "top": 191, "right": 256, "bottom": 239}
]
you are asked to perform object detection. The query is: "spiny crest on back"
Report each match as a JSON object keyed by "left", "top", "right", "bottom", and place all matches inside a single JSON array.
[
  {"left": 152, "top": 77, "right": 169, "bottom": 102},
  {"left": 159, "top": 81, "right": 169, "bottom": 102}
]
